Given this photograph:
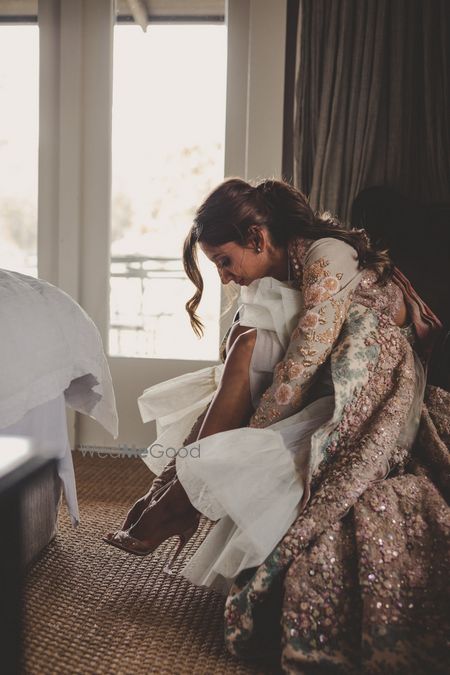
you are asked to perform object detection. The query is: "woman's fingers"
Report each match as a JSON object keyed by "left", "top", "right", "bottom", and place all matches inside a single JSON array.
[{"left": 120, "top": 497, "right": 146, "bottom": 530}]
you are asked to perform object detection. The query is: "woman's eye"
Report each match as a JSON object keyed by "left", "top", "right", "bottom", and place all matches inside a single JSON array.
[{"left": 219, "top": 258, "right": 230, "bottom": 268}]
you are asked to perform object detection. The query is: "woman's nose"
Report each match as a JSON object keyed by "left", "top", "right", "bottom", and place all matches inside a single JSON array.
[{"left": 219, "top": 267, "right": 233, "bottom": 284}]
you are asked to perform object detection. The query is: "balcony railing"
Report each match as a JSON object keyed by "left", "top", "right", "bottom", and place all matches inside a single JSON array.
[{"left": 109, "top": 253, "right": 219, "bottom": 359}]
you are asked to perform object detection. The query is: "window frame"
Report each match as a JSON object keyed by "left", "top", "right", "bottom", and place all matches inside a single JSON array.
[{"left": 14, "top": 0, "right": 287, "bottom": 448}]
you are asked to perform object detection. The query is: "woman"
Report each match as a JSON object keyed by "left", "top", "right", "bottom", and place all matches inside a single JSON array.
[{"left": 105, "top": 179, "right": 447, "bottom": 670}]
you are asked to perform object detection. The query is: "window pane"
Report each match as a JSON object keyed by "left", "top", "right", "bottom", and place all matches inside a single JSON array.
[
  {"left": 110, "top": 24, "right": 226, "bottom": 360},
  {"left": 0, "top": 25, "right": 39, "bottom": 276}
]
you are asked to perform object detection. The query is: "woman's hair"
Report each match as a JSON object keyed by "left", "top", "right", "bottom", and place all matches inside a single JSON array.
[{"left": 183, "top": 178, "right": 393, "bottom": 336}]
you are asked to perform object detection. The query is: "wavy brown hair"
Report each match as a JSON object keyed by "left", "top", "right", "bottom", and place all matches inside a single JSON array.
[{"left": 183, "top": 178, "right": 393, "bottom": 336}]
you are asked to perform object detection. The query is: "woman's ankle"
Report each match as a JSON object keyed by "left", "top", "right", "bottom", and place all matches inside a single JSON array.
[{"left": 128, "top": 480, "right": 195, "bottom": 536}]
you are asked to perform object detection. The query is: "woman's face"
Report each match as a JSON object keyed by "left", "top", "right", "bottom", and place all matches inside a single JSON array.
[{"left": 199, "top": 239, "right": 271, "bottom": 286}]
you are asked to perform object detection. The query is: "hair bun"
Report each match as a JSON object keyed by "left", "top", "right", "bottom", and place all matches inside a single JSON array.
[
  {"left": 315, "top": 211, "right": 339, "bottom": 228},
  {"left": 254, "top": 180, "right": 270, "bottom": 195}
]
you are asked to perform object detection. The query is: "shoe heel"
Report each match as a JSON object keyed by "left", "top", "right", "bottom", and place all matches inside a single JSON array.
[{"left": 163, "top": 516, "right": 200, "bottom": 576}]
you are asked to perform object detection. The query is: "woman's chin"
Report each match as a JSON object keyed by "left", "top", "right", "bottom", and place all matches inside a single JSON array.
[{"left": 231, "top": 277, "right": 258, "bottom": 286}]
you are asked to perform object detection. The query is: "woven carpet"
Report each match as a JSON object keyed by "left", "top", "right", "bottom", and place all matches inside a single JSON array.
[{"left": 22, "top": 451, "right": 281, "bottom": 674}]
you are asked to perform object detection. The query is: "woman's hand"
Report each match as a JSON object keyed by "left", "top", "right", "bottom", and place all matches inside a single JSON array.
[{"left": 120, "top": 494, "right": 152, "bottom": 531}]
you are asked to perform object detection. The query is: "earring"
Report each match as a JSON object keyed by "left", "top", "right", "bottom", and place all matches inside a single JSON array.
[{"left": 256, "top": 246, "right": 261, "bottom": 253}]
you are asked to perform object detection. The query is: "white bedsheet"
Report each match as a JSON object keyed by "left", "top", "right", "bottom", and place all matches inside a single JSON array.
[
  {"left": 0, "top": 269, "right": 118, "bottom": 437},
  {"left": 0, "top": 269, "right": 119, "bottom": 525}
]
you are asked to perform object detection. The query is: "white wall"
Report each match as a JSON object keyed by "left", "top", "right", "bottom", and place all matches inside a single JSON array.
[
  {"left": 38, "top": 0, "right": 114, "bottom": 447},
  {"left": 224, "top": 0, "right": 287, "bottom": 181},
  {"left": 245, "top": 0, "right": 287, "bottom": 180}
]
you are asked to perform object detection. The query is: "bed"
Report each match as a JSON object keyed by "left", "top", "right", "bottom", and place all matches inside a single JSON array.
[{"left": 0, "top": 269, "right": 118, "bottom": 566}]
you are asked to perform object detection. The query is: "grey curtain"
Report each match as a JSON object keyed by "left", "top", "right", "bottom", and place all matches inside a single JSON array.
[{"left": 293, "top": 0, "right": 450, "bottom": 223}]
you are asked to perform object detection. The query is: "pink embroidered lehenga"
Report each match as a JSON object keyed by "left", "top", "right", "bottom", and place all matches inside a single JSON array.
[{"left": 138, "top": 235, "right": 449, "bottom": 673}]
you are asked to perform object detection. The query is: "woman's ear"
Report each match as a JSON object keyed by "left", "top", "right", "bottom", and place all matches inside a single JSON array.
[{"left": 247, "top": 225, "right": 263, "bottom": 253}]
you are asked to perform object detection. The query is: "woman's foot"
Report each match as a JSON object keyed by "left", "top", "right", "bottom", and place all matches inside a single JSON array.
[
  {"left": 116, "top": 478, "right": 175, "bottom": 533},
  {"left": 103, "top": 479, "right": 200, "bottom": 557},
  {"left": 117, "top": 459, "right": 178, "bottom": 532}
]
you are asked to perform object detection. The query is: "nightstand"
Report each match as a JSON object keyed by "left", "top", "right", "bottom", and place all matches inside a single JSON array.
[{"left": 0, "top": 437, "right": 57, "bottom": 675}]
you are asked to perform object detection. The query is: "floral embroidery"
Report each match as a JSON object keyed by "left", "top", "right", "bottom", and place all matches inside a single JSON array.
[
  {"left": 304, "top": 275, "right": 341, "bottom": 308},
  {"left": 275, "top": 383, "right": 294, "bottom": 405},
  {"left": 289, "top": 362, "right": 305, "bottom": 378},
  {"left": 299, "top": 310, "right": 320, "bottom": 331},
  {"left": 322, "top": 275, "right": 340, "bottom": 292},
  {"left": 303, "top": 256, "right": 331, "bottom": 286},
  {"left": 304, "top": 283, "right": 332, "bottom": 307},
  {"left": 272, "top": 359, "right": 307, "bottom": 385},
  {"left": 353, "top": 268, "right": 405, "bottom": 324}
]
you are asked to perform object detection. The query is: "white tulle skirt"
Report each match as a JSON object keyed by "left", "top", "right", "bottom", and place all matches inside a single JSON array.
[{"left": 138, "top": 277, "right": 335, "bottom": 595}]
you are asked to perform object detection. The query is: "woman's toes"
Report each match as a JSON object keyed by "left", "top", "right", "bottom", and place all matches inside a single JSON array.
[
  {"left": 115, "top": 531, "right": 148, "bottom": 551},
  {"left": 105, "top": 529, "right": 122, "bottom": 542}
]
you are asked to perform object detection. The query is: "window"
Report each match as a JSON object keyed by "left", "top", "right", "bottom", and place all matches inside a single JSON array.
[
  {"left": 109, "top": 22, "right": 227, "bottom": 360},
  {"left": 0, "top": 24, "right": 39, "bottom": 276}
]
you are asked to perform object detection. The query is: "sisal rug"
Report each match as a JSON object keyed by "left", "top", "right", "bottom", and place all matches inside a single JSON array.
[{"left": 22, "top": 451, "right": 280, "bottom": 674}]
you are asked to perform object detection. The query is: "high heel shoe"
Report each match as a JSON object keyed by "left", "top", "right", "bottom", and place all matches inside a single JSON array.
[
  {"left": 103, "top": 504, "right": 201, "bottom": 566},
  {"left": 107, "top": 477, "right": 177, "bottom": 537},
  {"left": 103, "top": 480, "right": 201, "bottom": 569},
  {"left": 163, "top": 514, "right": 201, "bottom": 575}
]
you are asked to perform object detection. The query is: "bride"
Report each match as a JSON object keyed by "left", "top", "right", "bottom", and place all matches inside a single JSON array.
[{"left": 104, "top": 178, "right": 438, "bottom": 598}]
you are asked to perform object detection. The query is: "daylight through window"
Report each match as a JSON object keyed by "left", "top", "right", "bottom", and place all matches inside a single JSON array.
[{"left": 110, "top": 23, "right": 227, "bottom": 360}]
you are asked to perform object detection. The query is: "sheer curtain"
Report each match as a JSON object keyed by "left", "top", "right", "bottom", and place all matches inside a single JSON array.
[{"left": 292, "top": 0, "right": 450, "bottom": 223}]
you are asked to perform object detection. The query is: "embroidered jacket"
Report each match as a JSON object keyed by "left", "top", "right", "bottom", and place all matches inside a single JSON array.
[
  {"left": 249, "top": 236, "right": 364, "bottom": 427},
  {"left": 222, "top": 235, "right": 448, "bottom": 673}
]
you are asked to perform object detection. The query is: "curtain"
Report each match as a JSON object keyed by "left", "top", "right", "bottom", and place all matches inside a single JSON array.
[{"left": 293, "top": 0, "right": 450, "bottom": 223}]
